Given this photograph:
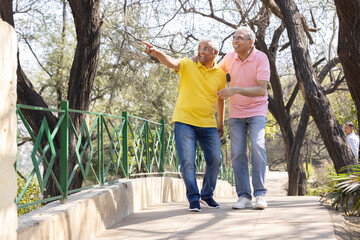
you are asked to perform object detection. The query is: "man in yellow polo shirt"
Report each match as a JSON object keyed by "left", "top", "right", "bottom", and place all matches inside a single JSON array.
[{"left": 142, "top": 40, "right": 226, "bottom": 212}]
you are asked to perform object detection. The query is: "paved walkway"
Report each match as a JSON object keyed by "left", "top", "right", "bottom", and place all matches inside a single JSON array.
[{"left": 95, "top": 172, "right": 337, "bottom": 240}]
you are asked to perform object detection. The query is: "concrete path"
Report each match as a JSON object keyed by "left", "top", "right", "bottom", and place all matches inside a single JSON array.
[
  {"left": 95, "top": 171, "right": 337, "bottom": 240},
  {"left": 94, "top": 196, "right": 335, "bottom": 240}
]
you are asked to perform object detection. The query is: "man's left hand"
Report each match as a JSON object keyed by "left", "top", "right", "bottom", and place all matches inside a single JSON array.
[
  {"left": 217, "top": 87, "right": 238, "bottom": 99},
  {"left": 218, "top": 125, "right": 224, "bottom": 138}
]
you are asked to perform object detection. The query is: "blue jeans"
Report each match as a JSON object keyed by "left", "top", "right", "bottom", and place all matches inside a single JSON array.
[
  {"left": 229, "top": 117, "right": 267, "bottom": 200},
  {"left": 174, "top": 122, "right": 222, "bottom": 203}
]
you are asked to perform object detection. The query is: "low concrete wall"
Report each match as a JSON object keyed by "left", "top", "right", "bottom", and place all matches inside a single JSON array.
[
  {"left": 0, "top": 19, "right": 18, "bottom": 240},
  {"left": 17, "top": 177, "right": 235, "bottom": 240}
]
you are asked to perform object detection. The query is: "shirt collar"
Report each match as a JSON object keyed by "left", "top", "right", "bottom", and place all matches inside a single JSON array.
[
  {"left": 233, "top": 46, "right": 257, "bottom": 62},
  {"left": 247, "top": 46, "right": 257, "bottom": 61},
  {"left": 197, "top": 60, "right": 218, "bottom": 70}
]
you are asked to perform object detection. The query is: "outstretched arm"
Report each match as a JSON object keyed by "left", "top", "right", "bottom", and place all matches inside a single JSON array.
[{"left": 142, "top": 41, "right": 180, "bottom": 72}]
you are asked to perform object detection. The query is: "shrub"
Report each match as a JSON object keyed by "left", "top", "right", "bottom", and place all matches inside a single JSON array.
[
  {"left": 322, "top": 164, "right": 360, "bottom": 216},
  {"left": 17, "top": 174, "right": 42, "bottom": 215},
  {"left": 306, "top": 164, "right": 337, "bottom": 196}
]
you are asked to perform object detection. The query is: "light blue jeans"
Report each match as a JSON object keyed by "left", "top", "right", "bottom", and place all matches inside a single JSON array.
[
  {"left": 174, "top": 122, "right": 222, "bottom": 203},
  {"left": 229, "top": 117, "right": 267, "bottom": 200}
]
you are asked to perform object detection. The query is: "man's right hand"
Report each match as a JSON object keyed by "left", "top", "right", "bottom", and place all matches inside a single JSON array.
[
  {"left": 141, "top": 41, "right": 156, "bottom": 55},
  {"left": 141, "top": 41, "right": 180, "bottom": 71}
]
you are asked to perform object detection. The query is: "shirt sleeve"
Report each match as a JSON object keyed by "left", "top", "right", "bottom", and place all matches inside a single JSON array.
[
  {"left": 220, "top": 72, "right": 226, "bottom": 90},
  {"left": 218, "top": 54, "right": 229, "bottom": 73},
  {"left": 256, "top": 53, "right": 270, "bottom": 81},
  {"left": 176, "top": 57, "right": 188, "bottom": 75}
]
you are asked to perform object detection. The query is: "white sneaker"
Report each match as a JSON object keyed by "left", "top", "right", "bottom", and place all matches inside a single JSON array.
[
  {"left": 232, "top": 197, "right": 252, "bottom": 209},
  {"left": 254, "top": 196, "right": 267, "bottom": 209}
]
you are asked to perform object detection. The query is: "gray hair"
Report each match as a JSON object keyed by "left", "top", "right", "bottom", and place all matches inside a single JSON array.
[
  {"left": 199, "top": 38, "right": 219, "bottom": 52},
  {"left": 236, "top": 26, "right": 255, "bottom": 44}
]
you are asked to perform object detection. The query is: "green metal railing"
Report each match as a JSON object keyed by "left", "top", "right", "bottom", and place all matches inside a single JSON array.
[{"left": 16, "top": 101, "right": 234, "bottom": 210}]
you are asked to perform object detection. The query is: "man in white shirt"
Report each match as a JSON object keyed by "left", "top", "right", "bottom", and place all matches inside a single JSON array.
[{"left": 344, "top": 122, "right": 359, "bottom": 160}]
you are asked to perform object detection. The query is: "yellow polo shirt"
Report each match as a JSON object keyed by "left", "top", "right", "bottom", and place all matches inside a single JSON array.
[{"left": 172, "top": 58, "right": 226, "bottom": 127}]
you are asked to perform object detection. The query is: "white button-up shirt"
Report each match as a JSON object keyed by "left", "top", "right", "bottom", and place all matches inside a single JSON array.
[{"left": 347, "top": 131, "right": 359, "bottom": 159}]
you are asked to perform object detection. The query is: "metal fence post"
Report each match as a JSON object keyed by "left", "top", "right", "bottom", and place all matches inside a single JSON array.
[
  {"left": 60, "top": 100, "right": 69, "bottom": 203},
  {"left": 122, "top": 112, "right": 129, "bottom": 177},
  {"left": 145, "top": 121, "right": 150, "bottom": 172},
  {"left": 99, "top": 114, "right": 104, "bottom": 184},
  {"left": 160, "top": 119, "right": 165, "bottom": 172}
]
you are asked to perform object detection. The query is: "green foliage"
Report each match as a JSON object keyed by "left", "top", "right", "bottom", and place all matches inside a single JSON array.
[
  {"left": 336, "top": 93, "right": 358, "bottom": 131},
  {"left": 322, "top": 165, "right": 360, "bottom": 216},
  {"left": 266, "top": 113, "right": 280, "bottom": 139},
  {"left": 304, "top": 162, "right": 315, "bottom": 179},
  {"left": 17, "top": 175, "right": 42, "bottom": 215},
  {"left": 15, "top": 0, "right": 76, "bottom": 108},
  {"left": 90, "top": 1, "right": 181, "bottom": 124},
  {"left": 306, "top": 164, "right": 337, "bottom": 196}
]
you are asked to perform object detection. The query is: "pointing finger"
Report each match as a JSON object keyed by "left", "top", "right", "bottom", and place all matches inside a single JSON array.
[{"left": 141, "top": 41, "right": 153, "bottom": 48}]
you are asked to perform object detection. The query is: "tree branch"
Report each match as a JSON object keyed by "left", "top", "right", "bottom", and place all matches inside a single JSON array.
[
  {"left": 317, "top": 57, "right": 339, "bottom": 84},
  {"left": 261, "top": 0, "right": 283, "bottom": 20},
  {"left": 323, "top": 76, "right": 346, "bottom": 95},
  {"left": 285, "top": 82, "right": 299, "bottom": 113},
  {"left": 21, "top": 35, "right": 52, "bottom": 77},
  {"left": 179, "top": 0, "right": 238, "bottom": 29},
  {"left": 279, "top": 42, "right": 290, "bottom": 51},
  {"left": 269, "top": 23, "right": 285, "bottom": 56}
]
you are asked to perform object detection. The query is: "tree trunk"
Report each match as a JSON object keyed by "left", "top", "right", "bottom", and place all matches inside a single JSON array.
[
  {"left": 257, "top": 20, "right": 309, "bottom": 195},
  {"left": 298, "top": 162, "right": 307, "bottom": 195},
  {"left": 288, "top": 104, "right": 310, "bottom": 195},
  {"left": 334, "top": 0, "right": 360, "bottom": 136},
  {"left": 275, "top": 0, "right": 357, "bottom": 173},
  {"left": 0, "top": 0, "right": 13, "bottom": 26},
  {"left": 67, "top": 0, "right": 102, "bottom": 189}
]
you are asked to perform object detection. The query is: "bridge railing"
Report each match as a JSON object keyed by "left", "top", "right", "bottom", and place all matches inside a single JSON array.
[{"left": 16, "top": 101, "right": 234, "bottom": 212}]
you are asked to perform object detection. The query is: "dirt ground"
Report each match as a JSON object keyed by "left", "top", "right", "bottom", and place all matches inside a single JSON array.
[
  {"left": 326, "top": 205, "right": 360, "bottom": 240},
  {"left": 345, "top": 215, "right": 360, "bottom": 240}
]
